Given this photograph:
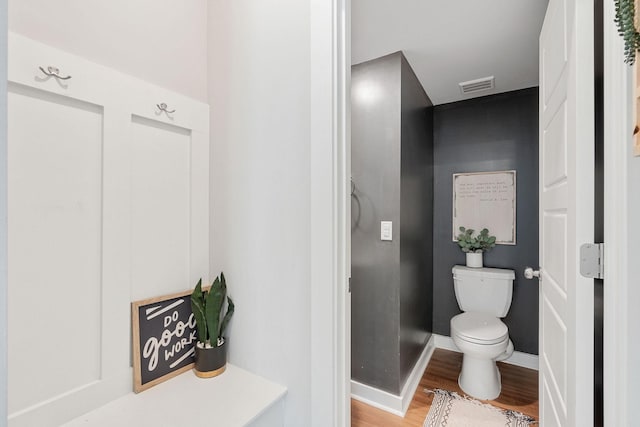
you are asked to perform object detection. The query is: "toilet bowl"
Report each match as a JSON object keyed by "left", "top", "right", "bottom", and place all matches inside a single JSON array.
[{"left": 451, "top": 311, "right": 513, "bottom": 400}]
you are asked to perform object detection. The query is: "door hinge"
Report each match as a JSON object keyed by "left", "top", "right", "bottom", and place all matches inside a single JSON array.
[
  {"left": 580, "top": 243, "right": 604, "bottom": 279},
  {"left": 348, "top": 277, "right": 351, "bottom": 293}
]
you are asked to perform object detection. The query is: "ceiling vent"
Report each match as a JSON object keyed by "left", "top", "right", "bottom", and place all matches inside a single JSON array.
[{"left": 459, "top": 76, "right": 495, "bottom": 94}]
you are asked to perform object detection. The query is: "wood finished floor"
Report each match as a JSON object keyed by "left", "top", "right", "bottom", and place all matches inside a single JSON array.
[{"left": 351, "top": 348, "right": 538, "bottom": 427}]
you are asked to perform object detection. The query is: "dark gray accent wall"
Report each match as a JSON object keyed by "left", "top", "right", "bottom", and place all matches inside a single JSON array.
[
  {"left": 351, "top": 52, "right": 433, "bottom": 395},
  {"left": 432, "top": 88, "right": 539, "bottom": 355},
  {"left": 399, "top": 55, "right": 434, "bottom": 386},
  {"left": 351, "top": 53, "right": 402, "bottom": 394}
]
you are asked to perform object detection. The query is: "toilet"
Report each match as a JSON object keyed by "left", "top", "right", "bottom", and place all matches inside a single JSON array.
[{"left": 450, "top": 265, "right": 515, "bottom": 400}]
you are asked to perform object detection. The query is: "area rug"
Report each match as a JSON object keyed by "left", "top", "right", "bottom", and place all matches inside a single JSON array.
[{"left": 423, "top": 389, "right": 536, "bottom": 427}]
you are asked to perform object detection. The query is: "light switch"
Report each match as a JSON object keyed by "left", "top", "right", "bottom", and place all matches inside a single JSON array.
[{"left": 380, "top": 221, "right": 392, "bottom": 241}]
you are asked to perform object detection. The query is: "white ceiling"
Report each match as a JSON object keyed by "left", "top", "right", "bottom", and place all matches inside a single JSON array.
[{"left": 352, "top": 0, "right": 549, "bottom": 105}]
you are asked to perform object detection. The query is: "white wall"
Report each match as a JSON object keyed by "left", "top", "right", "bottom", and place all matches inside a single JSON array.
[
  {"left": 207, "top": 1, "right": 312, "bottom": 425},
  {"left": 7, "top": 2, "right": 341, "bottom": 425},
  {"left": 627, "top": 152, "right": 640, "bottom": 416},
  {"left": 8, "top": 0, "right": 207, "bottom": 101}
]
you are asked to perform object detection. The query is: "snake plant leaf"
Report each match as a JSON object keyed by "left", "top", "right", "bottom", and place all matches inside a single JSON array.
[
  {"left": 219, "top": 296, "right": 235, "bottom": 339},
  {"left": 190, "top": 279, "right": 207, "bottom": 344},
  {"left": 205, "top": 275, "right": 226, "bottom": 346}
]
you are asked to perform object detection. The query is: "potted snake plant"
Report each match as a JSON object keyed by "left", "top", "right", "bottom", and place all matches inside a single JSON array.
[
  {"left": 190, "top": 273, "right": 235, "bottom": 378},
  {"left": 456, "top": 227, "right": 496, "bottom": 268}
]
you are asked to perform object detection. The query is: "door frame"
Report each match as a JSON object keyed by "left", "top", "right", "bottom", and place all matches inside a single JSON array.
[
  {"left": 0, "top": 0, "right": 8, "bottom": 423},
  {"left": 309, "top": 0, "right": 351, "bottom": 426},
  {"left": 602, "top": 0, "right": 632, "bottom": 425},
  {"left": 320, "top": 1, "right": 635, "bottom": 427}
]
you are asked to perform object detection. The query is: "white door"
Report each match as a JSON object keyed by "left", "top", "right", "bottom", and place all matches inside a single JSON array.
[{"left": 537, "top": 0, "right": 594, "bottom": 425}]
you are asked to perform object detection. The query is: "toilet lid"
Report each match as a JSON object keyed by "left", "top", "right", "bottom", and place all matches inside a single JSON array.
[{"left": 451, "top": 312, "right": 508, "bottom": 344}]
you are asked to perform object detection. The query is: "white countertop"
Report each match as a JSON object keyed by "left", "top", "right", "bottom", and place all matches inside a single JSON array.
[{"left": 63, "top": 364, "right": 287, "bottom": 427}]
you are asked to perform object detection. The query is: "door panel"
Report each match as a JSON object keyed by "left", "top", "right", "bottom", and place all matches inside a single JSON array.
[
  {"left": 542, "top": 102, "right": 567, "bottom": 188},
  {"left": 539, "top": 0, "right": 594, "bottom": 425},
  {"left": 541, "top": 293, "right": 567, "bottom": 407},
  {"left": 542, "top": 379, "right": 563, "bottom": 426},
  {"left": 543, "top": 213, "right": 567, "bottom": 294},
  {"left": 542, "top": 0, "right": 568, "bottom": 105}
]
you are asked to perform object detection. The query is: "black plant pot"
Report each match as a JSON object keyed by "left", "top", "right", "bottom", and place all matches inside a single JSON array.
[{"left": 194, "top": 339, "right": 227, "bottom": 378}]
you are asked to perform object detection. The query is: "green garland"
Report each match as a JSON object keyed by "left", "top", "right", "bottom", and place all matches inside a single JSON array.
[{"left": 615, "top": 0, "right": 640, "bottom": 64}]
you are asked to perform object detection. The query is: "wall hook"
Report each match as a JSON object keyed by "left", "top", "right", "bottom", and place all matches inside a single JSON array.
[
  {"left": 38, "top": 66, "right": 71, "bottom": 80},
  {"left": 156, "top": 103, "right": 176, "bottom": 114}
]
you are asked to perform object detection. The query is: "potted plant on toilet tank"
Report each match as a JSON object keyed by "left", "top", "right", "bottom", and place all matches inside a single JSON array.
[
  {"left": 190, "top": 273, "right": 235, "bottom": 378},
  {"left": 456, "top": 227, "right": 496, "bottom": 268}
]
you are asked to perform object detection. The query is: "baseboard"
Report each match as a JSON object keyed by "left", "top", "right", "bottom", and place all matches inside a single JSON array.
[
  {"left": 398, "top": 337, "right": 435, "bottom": 414},
  {"left": 351, "top": 336, "right": 435, "bottom": 417},
  {"left": 432, "top": 334, "right": 539, "bottom": 371}
]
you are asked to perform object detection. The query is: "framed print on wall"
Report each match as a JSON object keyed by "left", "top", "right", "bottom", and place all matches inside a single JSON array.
[{"left": 452, "top": 170, "right": 516, "bottom": 245}]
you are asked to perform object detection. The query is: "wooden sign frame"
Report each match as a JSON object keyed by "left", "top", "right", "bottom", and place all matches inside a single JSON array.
[{"left": 131, "top": 287, "right": 208, "bottom": 393}]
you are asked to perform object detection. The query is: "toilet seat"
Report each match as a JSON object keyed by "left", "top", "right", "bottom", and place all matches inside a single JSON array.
[{"left": 451, "top": 312, "right": 508, "bottom": 345}]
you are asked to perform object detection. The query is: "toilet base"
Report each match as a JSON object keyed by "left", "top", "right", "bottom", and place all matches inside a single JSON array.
[{"left": 458, "top": 354, "right": 501, "bottom": 400}]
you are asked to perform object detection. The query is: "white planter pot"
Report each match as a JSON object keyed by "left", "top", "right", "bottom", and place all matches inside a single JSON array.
[{"left": 466, "top": 252, "right": 483, "bottom": 268}]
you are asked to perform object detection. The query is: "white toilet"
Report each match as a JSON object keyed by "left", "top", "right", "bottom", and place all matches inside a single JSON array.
[{"left": 450, "top": 265, "right": 515, "bottom": 400}]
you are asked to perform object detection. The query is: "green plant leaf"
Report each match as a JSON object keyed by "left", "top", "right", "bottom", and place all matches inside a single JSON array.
[
  {"left": 190, "top": 279, "right": 207, "bottom": 344},
  {"left": 615, "top": 0, "right": 640, "bottom": 64},
  {"left": 456, "top": 226, "right": 497, "bottom": 253},
  {"left": 206, "top": 275, "right": 226, "bottom": 346}
]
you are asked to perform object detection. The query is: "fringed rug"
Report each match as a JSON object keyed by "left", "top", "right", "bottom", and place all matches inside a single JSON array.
[{"left": 423, "top": 389, "right": 536, "bottom": 427}]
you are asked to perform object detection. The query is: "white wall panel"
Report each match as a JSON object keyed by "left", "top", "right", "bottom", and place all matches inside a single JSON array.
[
  {"left": 130, "top": 117, "right": 191, "bottom": 300},
  {"left": 8, "top": 86, "right": 103, "bottom": 414},
  {"left": 7, "top": 33, "right": 209, "bottom": 426}
]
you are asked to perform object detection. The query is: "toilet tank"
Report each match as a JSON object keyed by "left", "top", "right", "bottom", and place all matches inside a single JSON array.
[{"left": 452, "top": 266, "right": 515, "bottom": 317}]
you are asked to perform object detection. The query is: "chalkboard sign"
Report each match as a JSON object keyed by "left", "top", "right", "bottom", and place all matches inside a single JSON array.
[{"left": 131, "top": 288, "right": 206, "bottom": 393}]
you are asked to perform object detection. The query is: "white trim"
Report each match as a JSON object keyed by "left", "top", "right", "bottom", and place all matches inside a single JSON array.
[
  {"left": 350, "top": 382, "right": 404, "bottom": 417},
  {"left": 310, "top": 0, "right": 350, "bottom": 426},
  {"left": 432, "top": 334, "right": 539, "bottom": 371},
  {"left": 0, "top": 0, "right": 7, "bottom": 424},
  {"left": 351, "top": 338, "right": 435, "bottom": 417},
  {"left": 603, "top": 1, "right": 631, "bottom": 425},
  {"left": 500, "top": 350, "right": 539, "bottom": 371},
  {"left": 432, "top": 333, "right": 460, "bottom": 352}
]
